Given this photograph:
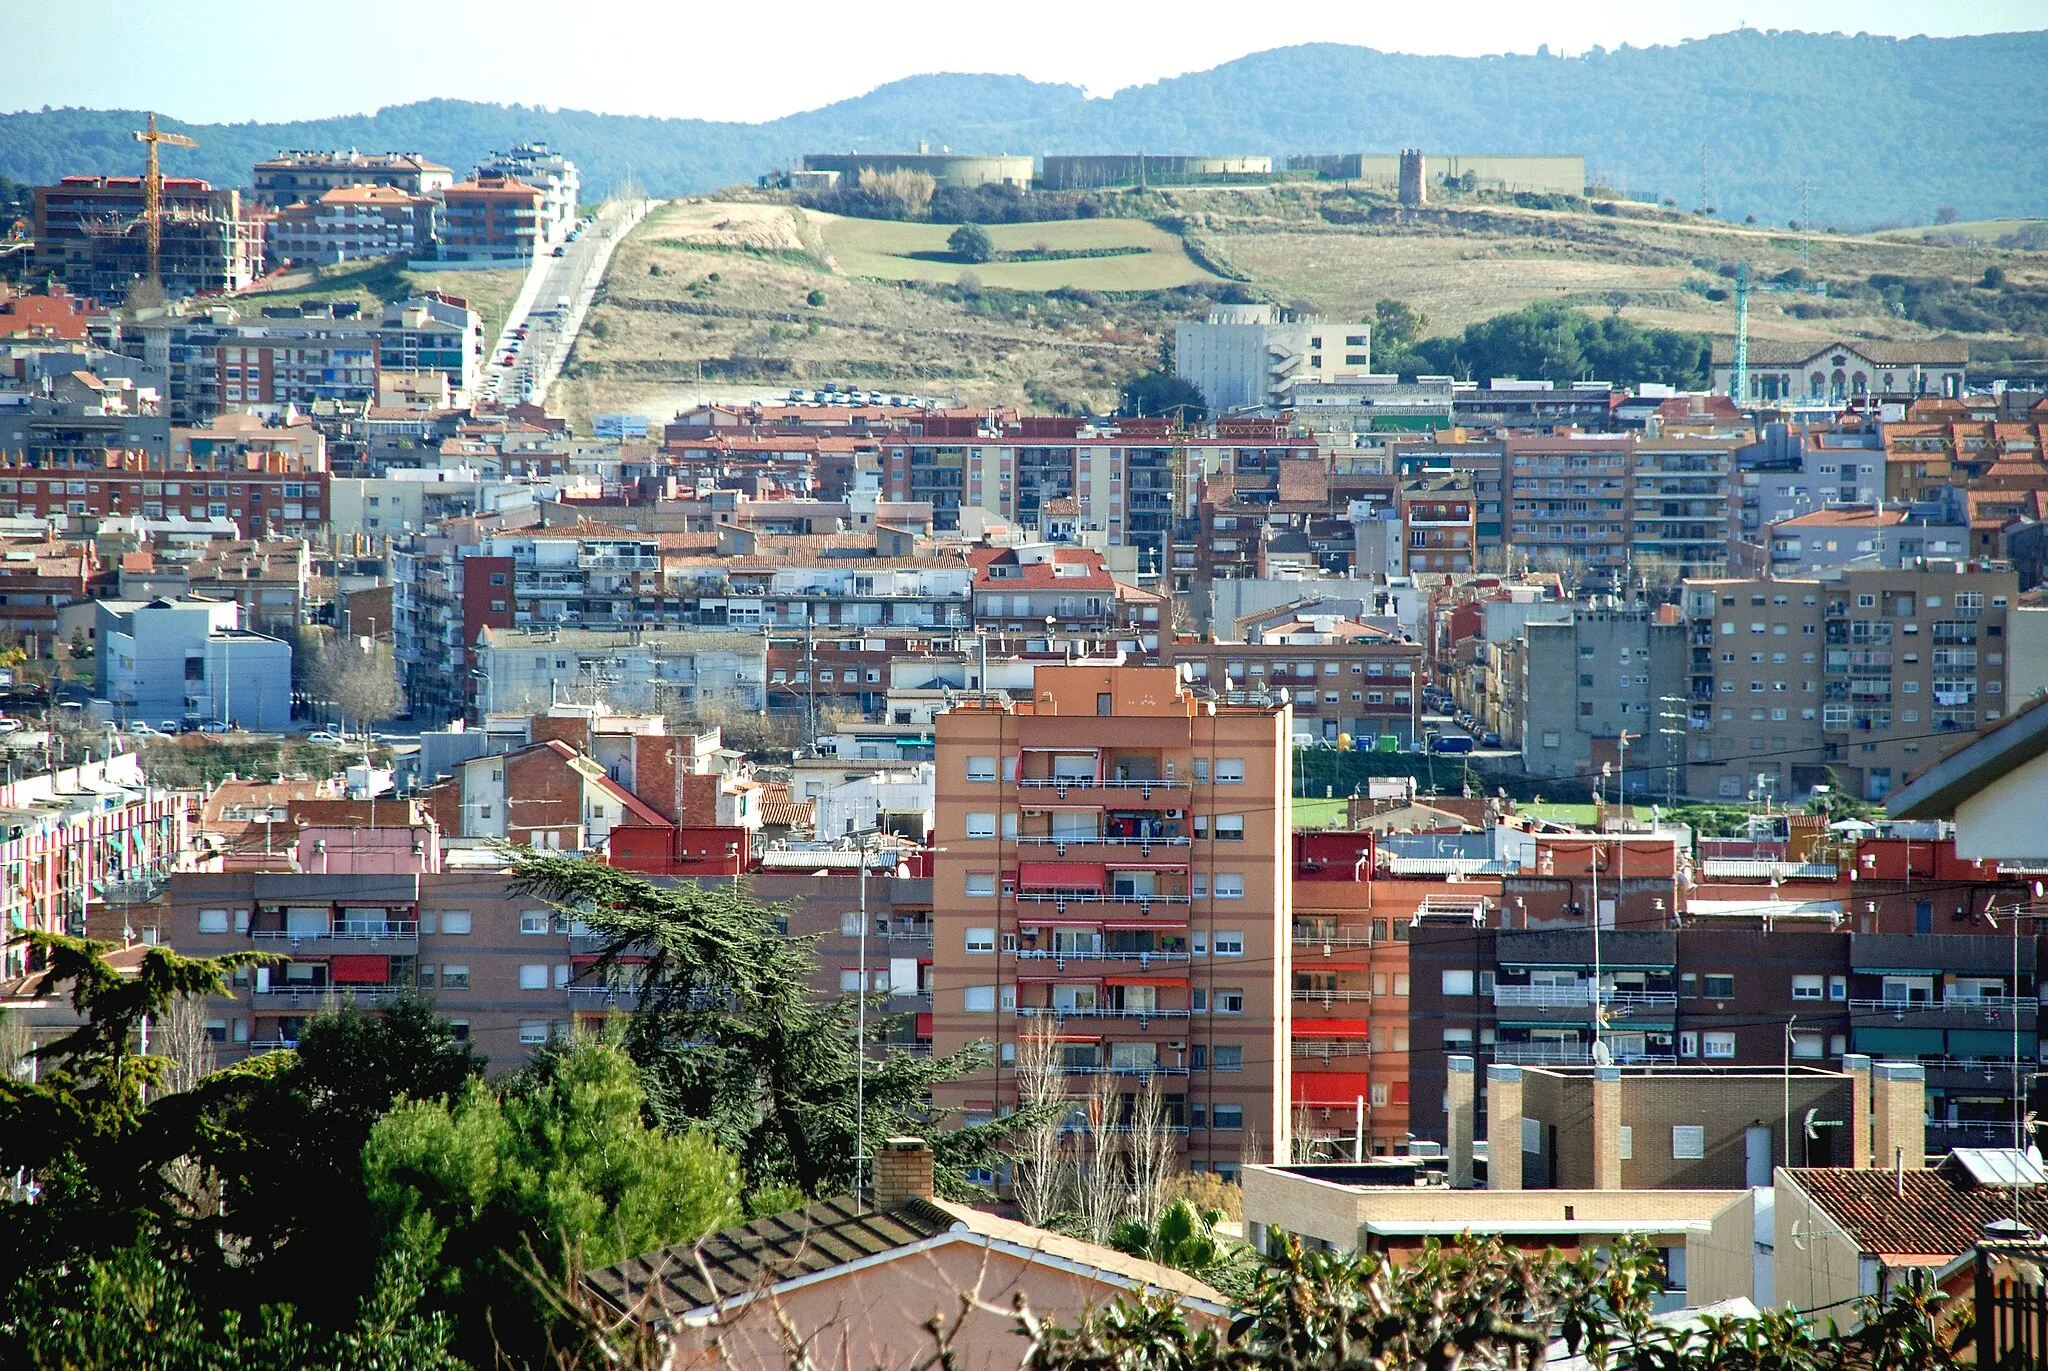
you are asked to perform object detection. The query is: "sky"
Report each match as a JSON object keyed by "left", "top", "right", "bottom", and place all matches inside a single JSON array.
[{"left": 4, "top": 0, "right": 2046, "bottom": 124}]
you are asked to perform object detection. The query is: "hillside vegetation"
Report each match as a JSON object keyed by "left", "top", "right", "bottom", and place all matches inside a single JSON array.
[
  {"left": 3, "top": 30, "right": 2046, "bottom": 225},
  {"left": 549, "top": 189, "right": 2048, "bottom": 432}
]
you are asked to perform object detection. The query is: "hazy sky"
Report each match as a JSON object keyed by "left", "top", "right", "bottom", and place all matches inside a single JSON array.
[{"left": 5, "top": 0, "right": 2045, "bottom": 124}]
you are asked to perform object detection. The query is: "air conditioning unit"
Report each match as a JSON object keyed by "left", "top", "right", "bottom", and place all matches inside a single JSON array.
[
  {"left": 1166, "top": 809, "right": 1184, "bottom": 819},
  {"left": 1168, "top": 1041, "right": 1186, "bottom": 1051}
]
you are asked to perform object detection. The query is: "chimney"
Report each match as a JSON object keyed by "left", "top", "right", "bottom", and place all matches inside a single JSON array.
[
  {"left": 873, "top": 1136, "right": 934, "bottom": 1207},
  {"left": 1592, "top": 1065, "right": 1624, "bottom": 1190},
  {"left": 1486, "top": 1064, "right": 1524, "bottom": 1190},
  {"left": 1842, "top": 1053, "right": 1873, "bottom": 1168},
  {"left": 1446, "top": 1055, "right": 1476, "bottom": 1187},
  {"left": 1871, "top": 1061, "right": 1926, "bottom": 1170}
]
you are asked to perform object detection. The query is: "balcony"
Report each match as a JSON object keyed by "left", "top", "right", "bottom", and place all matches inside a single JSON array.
[
  {"left": 569, "top": 986, "right": 643, "bottom": 1008},
  {"left": 1493, "top": 985, "right": 1680, "bottom": 1010},
  {"left": 250, "top": 984, "right": 403, "bottom": 1008},
  {"left": 1012, "top": 836, "right": 1191, "bottom": 852},
  {"left": 1291, "top": 1040, "right": 1374, "bottom": 1058},
  {"left": 1061, "top": 1064, "right": 1193, "bottom": 1076},
  {"left": 1014, "top": 892, "right": 1192, "bottom": 910},
  {"left": 1292, "top": 989, "right": 1374, "bottom": 1004},
  {"left": 250, "top": 921, "right": 419, "bottom": 949},
  {"left": 1017, "top": 777, "right": 1187, "bottom": 796},
  {"left": 1848, "top": 996, "right": 2037, "bottom": 1025},
  {"left": 1494, "top": 1041, "right": 1593, "bottom": 1065},
  {"left": 1016, "top": 1005, "right": 1194, "bottom": 1020},
  {"left": 1292, "top": 932, "right": 1380, "bottom": 951},
  {"left": 1015, "top": 948, "right": 1191, "bottom": 966}
]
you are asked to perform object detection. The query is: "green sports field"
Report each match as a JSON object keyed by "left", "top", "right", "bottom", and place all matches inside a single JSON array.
[{"left": 817, "top": 215, "right": 1217, "bottom": 292}]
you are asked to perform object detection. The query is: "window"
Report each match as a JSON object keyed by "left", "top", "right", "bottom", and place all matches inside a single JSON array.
[
  {"left": 519, "top": 911, "right": 550, "bottom": 935},
  {"left": 1442, "top": 969, "right": 1476, "bottom": 996},
  {"left": 840, "top": 969, "right": 864, "bottom": 991},
  {"left": 1214, "top": 988, "right": 1245, "bottom": 1014},
  {"left": 1679, "top": 1031, "right": 1698, "bottom": 1057},
  {"left": 1212, "top": 814, "right": 1245, "bottom": 841},
  {"left": 1703, "top": 1031, "right": 1736, "bottom": 1059},
  {"left": 519, "top": 964, "right": 550, "bottom": 990},
  {"left": 965, "top": 927, "right": 996, "bottom": 954},
  {"left": 1213, "top": 874, "right": 1244, "bottom": 900},
  {"left": 440, "top": 911, "right": 473, "bottom": 935},
  {"left": 1213, "top": 931, "right": 1245, "bottom": 956},
  {"left": 1671, "top": 1125, "right": 1706, "bottom": 1159},
  {"left": 441, "top": 965, "right": 470, "bottom": 989},
  {"left": 519, "top": 1021, "right": 550, "bottom": 1045},
  {"left": 1212, "top": 1104, "right": 1244, "bottom": 1130},
  {"left": 197, "top": 908, "right": 229, "bottom": 934},
  {"left": 1703, "top": 974, "right": 1734, "bottom": 998},
  {"left": 1791, "top": 1031, "right": 1824, "bottom": 1060},
  {"left": 966, "top": 872, "right": 996, "bottom": 898},
  {"left": 1791, "top": 974, "right": 1824, "bottom": 1001},
  {"left": 965, "top": 812, "right": 996, "bottom": 839},
  {"left": 965, "top": 755, "right": 996, "bottom": 782},
  {"left": 1213, "top": 1045, "right": 1243, "bottom": 1072},
  {"left": 840, "top": 912, "right": 862, "bottom": 936},
  {"left": 963, "top": 985, "right": 997, "bottom": 1012},
  {"left": 1215, "top": 758, "right": 1245, "bottom": 784},
  {"left": 1829, "top": 975, "right": 1848, "bottom": 1002},
  {"left": 1097, "top": 693, "right": 1113, "bottom": 716}
]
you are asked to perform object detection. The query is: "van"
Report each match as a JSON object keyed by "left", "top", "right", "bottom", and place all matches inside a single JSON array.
[
  {"left": 555, "top": 295, "right": 571, "bottom": 312},
  {"left": 1291, "top": 731, "right": 1318, "bottom": 749},
  {"left": 1429, "top": 735, "right": 1475, "bottom": 754}
]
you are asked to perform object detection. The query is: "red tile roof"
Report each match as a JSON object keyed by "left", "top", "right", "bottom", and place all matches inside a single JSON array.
[
  {"left": 968, "top": 546, "right": 1114, "bottom": 591},
  {"left": 1786, "top": 1163, "right": 2048, "bottom": 1261}
]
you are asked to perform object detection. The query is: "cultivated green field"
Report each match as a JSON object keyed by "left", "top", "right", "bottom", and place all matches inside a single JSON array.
[
  {"left": 1870, "top": 218, "right": 2047, "bottom": 246},
  {"left": 817, "top": 214, "right": 1218, "bottom": 291}
]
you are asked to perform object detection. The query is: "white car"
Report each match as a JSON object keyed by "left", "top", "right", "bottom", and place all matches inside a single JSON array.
[
  {"left": 126, "top": 722, "right": 158, "bottom": 736},
  {"left": 306, "top": 730, "right": 346, "bottom": 745},
  {"left": 0, "top": 719, "right": 20, "bottom": 735}
]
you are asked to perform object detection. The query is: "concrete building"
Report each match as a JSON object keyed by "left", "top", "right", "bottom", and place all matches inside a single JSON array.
[
  {"left": 1175, "top": 306, "right": 1368, "bottom": 416},
  {"left": 438, "top": 176, "right": 545, "bottom": 262},
  {"left": 1709, "top": 340, "right": 1968, "bottom": 403},
  {"left": 377, "top": 293, "right": 483, "bottom": 398},
  {"left": 472, "top": 625, "right": 767, "bottom": 715},
  {"left": 928, "top": 665, "right": 1293, "bottom": 1176},
  {"left": 270, "top": 185, "right": 439, "bottom": 266},
  {"left": 1278, "top": 376, "right": 1456, "bottom": 437},
  {"left": 94, "top": 596, "right": 291, "bottom": 729},
  {"left": 1682, "top": 565, "right": 2018, "bottom": 802},
  {"left": 472, "top": 143, "right": 580, "bottom": 244},
  {"left": 1397, "top": 472, "right": 1476, "bottom": 573},
  {"left": 1766, "top": 505, "right": 1969, "bottom": 575},
  {"left": 801, "top": 151, "right": 1032, "bottom": 191},
  {"left": 1287, "top": 153, "right": 1586, "bottom": 197},
  {"left": 1163, "top": 615, "right": 1425, "bottom": 746},
  {"left": 1039, "top": 155, "right": 1271, "bottom": 189},
  {"left": 251, "top": 150, "right": 454, "bottom": 207},
  {"left": 33, "top": 176, "right": 263, "bottom": 303},
  {"left": 1518, "top": 606, "right": 1687, "bottom": 786}
]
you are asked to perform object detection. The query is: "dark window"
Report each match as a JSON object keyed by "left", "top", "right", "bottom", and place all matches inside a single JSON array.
[
  {"left": 1097, "top": 693, "right": 1113, "bottom": 716},
  {"left": 1190, "top": 1044, "right": 1208, "bottom": 1069},
  {"left": 185, "top": 657, "right": 204, "bottom": 681},
  {"left": 1703, "top": 974, "right": 1735, "bottom": 998},
  {"left": 1915, "top": 900, "right": 1933, "bottom": 935}
]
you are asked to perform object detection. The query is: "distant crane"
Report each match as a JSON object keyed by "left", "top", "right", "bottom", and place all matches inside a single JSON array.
[
  {"left": 1729, "top": 262, "right": 1749, "bottom": 404},
  {"left": 133, "top": 112, "right": 198, "bottom": 289}
]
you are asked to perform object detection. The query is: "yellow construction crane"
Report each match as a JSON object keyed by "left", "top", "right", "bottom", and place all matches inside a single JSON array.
[{"left": 133, "top": 112, "right": 197, "bottom": 288}]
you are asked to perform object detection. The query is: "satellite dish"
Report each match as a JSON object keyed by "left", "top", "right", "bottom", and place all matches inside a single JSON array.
[
  {"left": 1803, "top": 1107, "right": 1820, "bottom": 1140},
  {"left": 1591, "top": 1039, "right": 1612, "bottom": 1066}
]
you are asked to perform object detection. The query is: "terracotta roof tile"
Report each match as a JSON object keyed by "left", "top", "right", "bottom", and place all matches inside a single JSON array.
[{"left": 1786, "top": 1162, "right": 2048, "bottom": 1260}]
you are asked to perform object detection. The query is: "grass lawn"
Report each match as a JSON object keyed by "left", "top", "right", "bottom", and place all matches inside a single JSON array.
[
  {"left": 1520, "top": 802, "right": 1601, "bottom": 825},
  {"left": 1293, "top": 797, "right": 1352, "bottom": 830},
  {"left": 229, "top": 257, "right": 528, "bottom": 347},
  {"left": 818, "top": 214, "right": 1217, "bottom": 292}
]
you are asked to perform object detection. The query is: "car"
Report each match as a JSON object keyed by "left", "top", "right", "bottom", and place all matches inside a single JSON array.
[
  {"left": 1430, "top": 735, "right": 1475, "bottom": 755},
  {"left": 551, "top": 245, "right": 566, "bottom": 257},
  {"left": 159, "top": 720, "right": 182, "bottom": 734},
  {"left": 500, "top": 354, "right": 517, "bottom": 366},
  {"left": 0, "top": 719, "right": 20, "bottom": 735},
  {"left": 1481, "top": 731, "right": 1503, "bottom": 749},
  {"left": 306, "top": 730, "right": 346, "bottom": 745}
]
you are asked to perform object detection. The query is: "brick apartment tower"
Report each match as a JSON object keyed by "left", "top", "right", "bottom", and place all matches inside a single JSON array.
[{"left": 930, "top": 665, "right": 1292, "bottom": 1175}]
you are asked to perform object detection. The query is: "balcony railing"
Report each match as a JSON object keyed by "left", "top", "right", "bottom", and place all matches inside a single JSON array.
[
  {"left": 250, "top": 922, "right": 419, "bottom": 948},
  {"left": 1493, "top": 1042, "right": 1594, "bottom": 1065},
  {"left": 1017, "top": 1005, "right": 1194, "bottom": 1020},
  {"left": 1291, "top": 1040, "right": 1374, "bottom": 1058},
  {"left": 1849, "top": 996, "right": 2038, "bottom": 1015},
  {"left": 1016, "top": 949, "right": 1191, "bottom": 965},
  {"left": 1292, "top": 932, "right": 1380, "bottom": 950},
  {"left": 250, "top": 985, "right": 403, "bottom": 1007},
  {"left": 1292, "top": 989, "right": 1374, "bottom": 1004},
  {"left": 569, "top": 986, "right": 642, "bottom": 1006},
  {"left": 1493, "top": 986, "right": 1680, "bottom": 1010},
  {"left": 1015, "top": 892, "right": 1193, "bottom": 908},
  {"left": 1012, "top": 836, "right": 1191, "bottom": 850},
  {"left": 1017, "top": 777, "right": 1188, "bottom": 793},
  {"left": 1062, "top": 1064, "right": 1193, "bottom": 1076}
]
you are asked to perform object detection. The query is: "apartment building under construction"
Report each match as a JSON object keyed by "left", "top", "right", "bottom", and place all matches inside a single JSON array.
[{"left": 33, "top": 176, "right": 263, "bottom": 303}]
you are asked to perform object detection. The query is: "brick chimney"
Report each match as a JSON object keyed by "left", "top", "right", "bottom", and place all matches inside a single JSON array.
[
  {"left": 1486, "top": 1064, "right": 1524, "bottom": 1190},
  {"left": 1871, "top": 1061, "right": 1926, "bottom": 1171},
  {"left": 1446, "top": 1055, "right": 1476, "bottom": 1188},
  {"left": 873, "top": 1136, "right": 935, "bottom": 1207},
  {"left": 1842, "top": 1053, "right": 1874, "bottom": 1168},
  {"left": 1592, "top": 1066, "right": 1624, "bottom": 1190}
]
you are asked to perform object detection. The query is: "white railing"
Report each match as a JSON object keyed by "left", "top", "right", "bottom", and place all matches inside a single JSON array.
[
  {"left": 1012, "top": 836, "right": 1190, "bottom": 850},
  {"left": 1014, "top": 892, "right": 1192, "bottom": 906},
  {"left": 1292, "top": 933, "right": 1379, "bottom": 950},
  {"left": 1017, "top": 1006, "right": 1193, "bottom": 1019},
  {"left": 1292, "top": 989, "right": 1374, "bottom": 1004},
  {"left": 1017, "top": 777, "right": 1188, "bottom": 792},
  {"left": 250, "top": 985, "right": 401, "bottom": 1006},
  {"left": 1016, "top": 949, "right": 1192, "bottom": 965},
  {"left": 1493, "top": 986, "right": 1679, "bottom": 1009},
  {"left": 1849, "top": 996, "right": 2038, "bottom": 1015},
  {"left": 251, "top": 925, "right": 419, "bottom": 947},
  {"left": 1493, "top": 1042, "right": 1595, "bottom": 1065}
]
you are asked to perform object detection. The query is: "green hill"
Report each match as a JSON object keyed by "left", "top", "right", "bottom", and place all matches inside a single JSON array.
[{"left": 2, "top": 30, "right": 2045, "bottom": 225}]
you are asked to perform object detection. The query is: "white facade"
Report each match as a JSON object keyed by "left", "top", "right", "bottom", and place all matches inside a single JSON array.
[
  {"left": 95, "top": 597, "right": 293, "bottom": 729},
  {"left": 813, "top": 764, "right": 936, "bottom": 841},
  {"left": 474, "top": 629, "right": 767, "bottom": 715},
  {"left": 1174, "top": 305, "right": 1368, "bottom": 415}
]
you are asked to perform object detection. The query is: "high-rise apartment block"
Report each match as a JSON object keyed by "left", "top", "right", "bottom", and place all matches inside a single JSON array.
[{"left": 929, "top": 665, "right": 1291, "bottom": 1176}]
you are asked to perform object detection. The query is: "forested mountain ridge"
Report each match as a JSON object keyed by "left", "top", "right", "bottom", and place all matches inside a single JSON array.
[{"left": 2, "top": 29, "right": 2042, "bottom": 225}]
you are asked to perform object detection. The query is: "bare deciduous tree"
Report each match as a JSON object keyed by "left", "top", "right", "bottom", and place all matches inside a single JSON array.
[
  {"left": 151, "top": 993, "right": 216, "bottom": 1095},
  {"left": 1072, "top": 1069, "right": 1128, "bottom": 1244},
  {"left": 1010, "top": 1023, "right": 1072, "bottom": 1229},
  {"left": 1124, "top": 1076, "right": 1178, "bottom": 1233},
  {"left": 0, "top": 1008, "right": 31, "bottom": 1080},
  {"left": 309, "top": 634, "right": 402, "bottom": 736}
]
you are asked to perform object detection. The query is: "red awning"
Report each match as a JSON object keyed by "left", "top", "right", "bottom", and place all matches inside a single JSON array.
[
  {"left": 1292, "top": 1071, "right": 1373, "bottom": 1106},
  {"left": 1054, "top": 1033, "right": 1102, "bottom": 1043},
  {"left": 329, "top": 954, "right": 390, "bottom": 984},
  {"left": 1102, "top": 975, "right": 1189, "bottom": 987},
  {"left": 915, "top": 1013, "right": 932, "bottom": 1037},
  {"left": 1292, "top": 1018, "right": 1371, "bottom": 1039},
  {"left": 1018, "top": 861, "right": 1106, "bottom": 891}
]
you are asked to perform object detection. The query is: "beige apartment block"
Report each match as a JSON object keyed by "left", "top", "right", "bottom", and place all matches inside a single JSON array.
[
  {"left": 928, "top": 665, "right": 1292, "bottom": 1176},
  {"left": 1684, "top": 565, "right": 2019, "bottom": 803}
]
